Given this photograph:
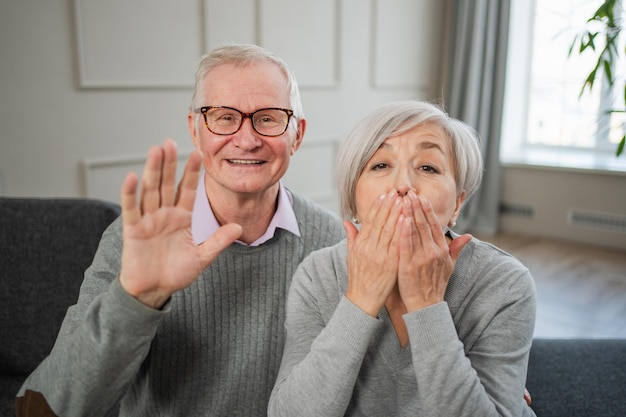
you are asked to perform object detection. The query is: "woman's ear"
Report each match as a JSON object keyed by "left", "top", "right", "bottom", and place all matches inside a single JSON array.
[{"left": 452, "top": 190, "right": 467, "bottom": 223}]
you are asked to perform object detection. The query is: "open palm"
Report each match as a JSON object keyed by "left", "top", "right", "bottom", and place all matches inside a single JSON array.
[{"left": 119, "top": 139, "right": 242, "bottom": 308}]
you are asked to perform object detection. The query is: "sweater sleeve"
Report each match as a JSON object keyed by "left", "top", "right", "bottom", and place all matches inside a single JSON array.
[
  {"left": 268, "top": 256, "right": 380, "bottom": 417},
  {"left": 16, "top": 219, "right": 167, "bottom": 417},
  {"left": 404, "top": 267, "right": 537, "bottom": 417}
]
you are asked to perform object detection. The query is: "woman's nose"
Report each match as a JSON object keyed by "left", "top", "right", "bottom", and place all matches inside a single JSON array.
[
  {"left": 394, "top": 170, "right": 414, "bottom": 196},
  {"left": 396, "top": 186, "right": 410, "bottom": 197}
]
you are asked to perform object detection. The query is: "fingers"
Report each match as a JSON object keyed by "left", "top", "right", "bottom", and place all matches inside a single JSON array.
[
  {"left": 524, "top": 388, "right": 532, "bottom": 406},
  {"left": 405, "top": 191, "right": 471, "bottom": 261},
  {"left": 381, "top": 194, "right": 403, "bottom": 247},
  {"left": 343, "top": 220, "right": 358, "bottom": 247},
  {"left": 398, "top": 214, "right": 414, "bottom": 274},
  {"left": 449, "top": 233, "right": 472, "bottom": 260},
  {"left": 121, "top": 172, "right": 140, "bottom": 226},
  {"left": 345, "top": 194, "right": 402, "bottom": 317},
  {"left": 139, "top": 139, "right": 185, "bottom": 213},
  {"left": 130, "top": 139, "right": 203, "bottom": 217},
  {"left": 140, "top": 145, "right": 165, "bottom": 214},
  {"left": 360, "top": 191, "right": 402, "bottom": 247},
  {"left": 419, "top": 196, "right": 448, "bottom": 248},
  {"left": 198, "top": 223, "right": 243, "bottom": 264},
  {"left": 405, "top": 194, "right": 430, "bottom": 249},
  {"left": 357, "top": 194, "right": 383, "bottom": 242},
  {"left": 175, "top": 149, "right": 203, "bottom": 210},
  {"left": 405, "top": 192, "right": 446, "bottom": 250},
  {"left": 160, "top": 139, "right": 179, "bottom": 207}
]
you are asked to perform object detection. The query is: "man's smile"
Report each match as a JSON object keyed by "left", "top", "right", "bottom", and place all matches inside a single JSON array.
[{"left": 227, "top": 159, "right": 264, "bottom": 165}]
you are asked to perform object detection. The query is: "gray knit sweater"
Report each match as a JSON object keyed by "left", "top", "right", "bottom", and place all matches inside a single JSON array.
[
  {"left": 269, "top": 237, "right": 537, "bottom": 417},
  {"left": 17, "top": 193, "right": 344, "bottom": 417}
]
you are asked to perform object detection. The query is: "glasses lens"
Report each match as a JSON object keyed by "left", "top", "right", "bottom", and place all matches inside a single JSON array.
[
  {"left": 252, "top": 109, "right": 290, "bottom": 136},
  {"left": 205, "top": 108, "right": 243, "bottom": 135}
]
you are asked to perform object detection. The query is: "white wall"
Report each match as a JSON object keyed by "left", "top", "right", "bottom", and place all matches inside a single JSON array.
[
  {"left": 0, "top": 0, "right": 448, "bottom": 215},
  {"left": 499, "top": 166, "right": 626, "bottom": 250}
]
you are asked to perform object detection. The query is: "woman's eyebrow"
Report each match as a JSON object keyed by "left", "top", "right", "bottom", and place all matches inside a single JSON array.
[
  {"left": 419, "top": 140, "right": 446, "bottom": 153},
  {"left": 377, "top": 138, "right": 446, "bottom": 153}
]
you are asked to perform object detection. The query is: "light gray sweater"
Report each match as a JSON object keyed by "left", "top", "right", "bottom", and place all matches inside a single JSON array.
[
  {"left": 17, "top": 193, "right": 344, "bottom": 417},
  {"left": 269, "top": 237, "right": 537, "bottom": 417}
]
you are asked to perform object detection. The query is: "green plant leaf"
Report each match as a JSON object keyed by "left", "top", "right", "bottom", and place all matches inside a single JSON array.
[
  {"left": 617, "top": 135, "right": 625, "bottom": 157},
  {"left": 595, "top": 0, "right": 616, "bottom": 20},
  {"left": 581, "top": 69, "right": 598, "bottom": 96},
  {"left": 580, "top": 32, "right": 598, "bottom": 52},
  {"left": 603, "top": 60, "right": 613, "bottom": 84}
]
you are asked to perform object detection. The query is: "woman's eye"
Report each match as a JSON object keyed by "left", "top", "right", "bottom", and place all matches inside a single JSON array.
[
  {"left": 420, "top": 165, "right": 438, "bottom": 173},
  {"left": 371, "top": 163, "right": 389, "bottom": 170}
]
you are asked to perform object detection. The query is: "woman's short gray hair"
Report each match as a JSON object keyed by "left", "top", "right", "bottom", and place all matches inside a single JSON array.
[
  {"left": 189, "top": 44, "right": 304, "bottom": 121},
  {"left": 336, "top": 100, "right": 484, "bottom": 220}
]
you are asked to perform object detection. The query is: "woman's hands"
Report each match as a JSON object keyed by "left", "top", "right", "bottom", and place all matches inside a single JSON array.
[
  {"left": 344, "top": 191, "right": 403, "bottom": 316},
  {"left": 119, "top": 139, "right": 242, "bottom": 309},
  {"left": 344, "top": 190, "right": 471, "bottom": 317},
  {"left": 396, "top": 191, "right": 471, "bottom": 311}
]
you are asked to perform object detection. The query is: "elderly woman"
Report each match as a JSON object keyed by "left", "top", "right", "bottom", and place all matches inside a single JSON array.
[{"left": 268, "top": 100, "right": 537, "bottom": 417}]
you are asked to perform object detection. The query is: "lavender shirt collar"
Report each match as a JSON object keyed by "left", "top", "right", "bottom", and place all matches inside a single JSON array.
[{"left": 191, "top": 175, "right": 300, "bottom": 246}]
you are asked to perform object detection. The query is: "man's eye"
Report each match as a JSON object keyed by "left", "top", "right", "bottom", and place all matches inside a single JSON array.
[
  {"left": 218, "top": 114, "right": 236, "bottom": 122},
  {"left": 255, "top": 112, "right": 282, "bottom": 125},
  {"left": 209, "top": 110, "right": 239, "bottom": 123}
]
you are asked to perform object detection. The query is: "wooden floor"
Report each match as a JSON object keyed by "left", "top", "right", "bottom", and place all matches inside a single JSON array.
[{"left": 473, "top": 233, "right": 626, "bottom": 339}]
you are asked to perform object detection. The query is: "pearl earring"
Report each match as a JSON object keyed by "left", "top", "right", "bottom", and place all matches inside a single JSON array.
[
  {"left": 449, "top": 220, "right": 457, "bottom": 228},
  {"left": 352, "top": 217, "right": 360, "bottom": 224}
]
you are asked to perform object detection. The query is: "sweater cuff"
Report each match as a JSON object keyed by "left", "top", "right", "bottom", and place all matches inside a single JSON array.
[
  {"left": 101, "top": 278, "right": 170, "bottom": 335},
  {"left": 323, "top": 296, "right": 381, "bottom": 354},
  {"left": 403, "top": 302, "right": 458, "bottom": 352}
]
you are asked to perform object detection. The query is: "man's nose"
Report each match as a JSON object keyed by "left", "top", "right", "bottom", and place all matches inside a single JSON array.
[{"left": 233, "top": 118, "right": 262, "bottom": 149}]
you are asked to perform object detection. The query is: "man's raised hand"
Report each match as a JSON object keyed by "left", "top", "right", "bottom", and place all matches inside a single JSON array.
[{"left": 119, "top": 139, "right": 242, "bottom": 308}]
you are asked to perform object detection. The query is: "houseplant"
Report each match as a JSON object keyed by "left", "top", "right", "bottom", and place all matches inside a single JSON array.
[{"left": 569, "top": 0, "right": 625, "bottom": 156}]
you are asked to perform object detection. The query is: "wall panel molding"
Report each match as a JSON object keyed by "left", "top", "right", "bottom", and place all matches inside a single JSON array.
[
  {"left": 259, "top": 0, "right": 340, "bottom": 88},
  {"left": 204, "top": 0, "right": 257, "bottom": 51},
  {"left": 370, "top": 0, "right": 445, "bottom": 91},
  {"left": 74, "top": 0, "right": 203, "bottom": 88}
]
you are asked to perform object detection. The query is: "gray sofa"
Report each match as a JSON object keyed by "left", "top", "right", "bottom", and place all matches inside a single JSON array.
[
  {"left": 527, "top": 338, "right": 626, "bottom": 416},
  {"left": 0, "top": 197, "right": 121, "bottom": 417},
  {"left": 1, "top": 197, "right": 625, "bottom": 416}
]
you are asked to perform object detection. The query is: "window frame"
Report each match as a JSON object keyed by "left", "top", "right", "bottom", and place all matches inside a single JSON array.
[{"left": 501, "top": 0, "right": 626, "bottom": 174}]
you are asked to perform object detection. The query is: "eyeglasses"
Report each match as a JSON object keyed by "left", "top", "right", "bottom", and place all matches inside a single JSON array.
[{"left": 194, "top": 106, "right": 294, "bottom": 137}]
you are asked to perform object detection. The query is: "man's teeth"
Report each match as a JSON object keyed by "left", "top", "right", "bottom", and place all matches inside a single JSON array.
[{"left": 228, "top": 159, "right": 262, "bottom": 165}]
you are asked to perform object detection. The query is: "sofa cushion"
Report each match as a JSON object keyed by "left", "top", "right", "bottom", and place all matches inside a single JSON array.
[
  {"left": 0, "top": 197, "right": 120, "bottom": 376},
  {"left": 527, "top": 338, "right": 626, "bottom": 417},
  {"left": 0, "top": 374, "right": 28, "bottom": 417}
]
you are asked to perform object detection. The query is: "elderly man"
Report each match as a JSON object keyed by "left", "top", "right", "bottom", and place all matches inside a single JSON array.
[{"left": 16, "top": 44, "right": 344, "bottom": 417}]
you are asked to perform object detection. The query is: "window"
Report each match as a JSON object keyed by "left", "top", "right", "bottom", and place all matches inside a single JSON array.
[{"left": 501, "top": 0, "right": 626, "bottom": 172}]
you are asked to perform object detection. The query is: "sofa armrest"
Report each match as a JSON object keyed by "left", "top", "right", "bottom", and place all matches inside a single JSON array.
[
  {"left": 526, "top": 338, "right": 626, "bottom": 417},
  {"left": 0, "top": 197, "right": 120, "bottom": 376}
]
